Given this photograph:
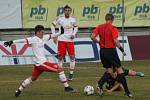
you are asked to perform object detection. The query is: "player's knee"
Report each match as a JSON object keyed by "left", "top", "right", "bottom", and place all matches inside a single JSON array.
[
  {"left": 116, "top": 67, "right": 124, "bottom": 74},
  {"left": 57, "top": 67, "right": 64, "bottom": 73},
  {"left": 58, "top": 56, "right": 64, "bottom": 61},
  {"left": 31, "top": 76, "right": 38, "bottom": 81},
  {"left": 70, "top": 55, "right": 75, "bottom": 60},
  {"left": 106, "top": 68, "right": 113, "bottom": 73}
]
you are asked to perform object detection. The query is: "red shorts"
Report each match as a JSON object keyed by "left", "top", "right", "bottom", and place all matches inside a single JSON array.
[
  {"left": 32, "top": 62, "right": 59, "bottom": 77},
  {"left": 58, "top": 41, "right": 75, "bottom": 56}
]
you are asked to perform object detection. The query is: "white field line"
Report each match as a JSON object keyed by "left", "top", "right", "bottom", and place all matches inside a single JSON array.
[
  {"left": 0, "top": 75, "right": 149, "bottom": 83},
  {"left": 0, "top": 77, "right": 98, "bottom": 83}
]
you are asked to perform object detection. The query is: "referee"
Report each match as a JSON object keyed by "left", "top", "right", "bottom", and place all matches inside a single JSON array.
[{"left": 91, "top": 13, "right": 133, "bottom": 98}]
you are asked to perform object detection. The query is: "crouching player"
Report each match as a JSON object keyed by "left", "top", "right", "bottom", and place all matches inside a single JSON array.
[
  {"left": 104, "top": 68, "right": 144, "bottom": 93},
  {"left": 4, "top": 25, "right": 75, "bottom": 97}
]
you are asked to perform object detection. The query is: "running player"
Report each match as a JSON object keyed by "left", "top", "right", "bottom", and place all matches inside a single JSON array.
[{"left": 4, "top": 25, "right": 75, "bottom": 97}]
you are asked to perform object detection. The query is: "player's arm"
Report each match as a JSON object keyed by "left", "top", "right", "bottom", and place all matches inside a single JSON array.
[
  {"left": 51, "top": 17, "right": 63, "bottom": 35},
  {"left": 71, "top": 25, "right": 78, "bottom": 39},
  {"left": 113, "top": 27, "right": 126, "bottom": 56},
  {"left": 106, "top": 83, "right": 121, "bottom": 93},
  {"left": 50, "top": 23, "right": 58, "bottom": 44},
  {"left": 71, "top": 18, "right": 78, "bottom": 39},
  {"left": 51, "top": 23, "right": 56, "bottom": 35},
  {"left": 91, "top": 26, "right": 99, "bottom": 43},
  {"left": 114, "top": 39, "right": 126, "bottom": 56},
  {"left": 72, "top": 18, "right": 78, "bottom": 37}
]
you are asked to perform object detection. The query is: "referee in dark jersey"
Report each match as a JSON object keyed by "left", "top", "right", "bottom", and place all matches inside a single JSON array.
[{"left": 91, "top": 13, "right": 133, "bottom": 98}]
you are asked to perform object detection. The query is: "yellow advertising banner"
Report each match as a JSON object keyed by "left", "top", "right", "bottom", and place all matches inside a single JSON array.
[{"left": 22, "top": 0, "right": 150, "bottom": 28}]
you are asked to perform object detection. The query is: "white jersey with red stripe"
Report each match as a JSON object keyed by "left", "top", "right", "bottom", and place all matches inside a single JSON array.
[
  {"left": 13, "top": 34, "right": 51, "bottom": 65},
  {"left": 53, "top": 16, "right": 78, "bottom": 42}
]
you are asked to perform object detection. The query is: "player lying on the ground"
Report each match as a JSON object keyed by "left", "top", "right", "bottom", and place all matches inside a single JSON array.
[
  {"left": 4, "top": 25, "right": 75, "bottom": 97},
  {"left": 104, "top": 68, "right": 144, "bottom": 93}
]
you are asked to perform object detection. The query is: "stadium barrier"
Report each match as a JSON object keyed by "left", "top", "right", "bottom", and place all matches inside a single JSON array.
[{"left": 0, "top": 37, "right": 132, "bottom": 65}]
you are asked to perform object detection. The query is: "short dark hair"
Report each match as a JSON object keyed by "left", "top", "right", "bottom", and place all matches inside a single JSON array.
[
  {"left": 35, "top": 25, "right": 44, "bottom": 34},
  {"left": 105, "top": 13, "right": 114, "bottom": 21},
  {"left": 64, "top": 5, "right": 71, "bottom": 10}
]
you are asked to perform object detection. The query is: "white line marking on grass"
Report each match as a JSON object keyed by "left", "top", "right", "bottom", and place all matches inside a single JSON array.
[{"left": 0, "top": 75, "right": 149, "bottom": 83}]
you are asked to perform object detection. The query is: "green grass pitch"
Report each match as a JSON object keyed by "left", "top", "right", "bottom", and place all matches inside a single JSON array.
[{"left": 0, "top": 60, "right": 150, "bottom": 100}]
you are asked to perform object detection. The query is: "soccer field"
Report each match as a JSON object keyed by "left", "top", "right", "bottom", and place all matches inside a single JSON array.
[{"left": 0, "top": 60, "right": 150, "bottom": 100}]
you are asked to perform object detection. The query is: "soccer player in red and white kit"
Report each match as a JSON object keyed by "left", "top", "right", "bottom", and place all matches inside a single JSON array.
[
  {"left": 4, "top": 25, "right": 75, "bottom": 97},
  {"left": 51, "top": 5, "right": 78, "bottom": 81}
]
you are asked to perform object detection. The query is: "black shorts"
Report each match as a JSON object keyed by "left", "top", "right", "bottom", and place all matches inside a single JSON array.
[{"left": 100, "top": 48, "right": 121, "bottom": 68}]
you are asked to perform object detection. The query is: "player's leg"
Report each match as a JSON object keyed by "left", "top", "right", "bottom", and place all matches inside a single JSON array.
[
  {"left": 57, "top": 41, "right": 66, "bottom": 67},
  {"left": 115, "top": 66, "right": 133, "bottom": 97},
  {"left": 42, "top": 62, "right": 75, "bottom": 92},
  {"left": 15, "top": 65, "right": 43, "bottom": 97},
  {"left": 116, "top": 67, "right": 133, "bottom": 98},
  {"left": 127, "top": 69, "right": 144, "bottom": 77},
  {"left": 112, "top": 49, "right": 133, "bottom": 98},
  {"left": 67, "top": 42, "right": 75, "bottom": 81},
  {"left": 97, "top": 49, "right": 113, "bottom": 96},
  {"left": 97, "top": 68, "right": 113, "bottom": 95}
]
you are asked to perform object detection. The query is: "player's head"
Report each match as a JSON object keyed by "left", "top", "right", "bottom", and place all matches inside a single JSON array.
[
  {"left": 34, "top": 25, "right": 45, "bottom": 38},
  {"left": 63, "top": 5, "right": 72, "bottom": 18},
  {"left": 105, "top": 13, "right": 114, "bottom": 22}
]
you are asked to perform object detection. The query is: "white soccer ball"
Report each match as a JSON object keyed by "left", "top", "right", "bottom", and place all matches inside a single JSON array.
[{"left": 84, "top": 85, "right": 94, "bottom": 95}]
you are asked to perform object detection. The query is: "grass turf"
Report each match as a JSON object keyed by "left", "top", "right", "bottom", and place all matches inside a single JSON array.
[{"left": 0, "top": 60, "right": 150, "bottom": 100}]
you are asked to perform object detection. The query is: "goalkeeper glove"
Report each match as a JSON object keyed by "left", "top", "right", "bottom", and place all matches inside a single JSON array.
[
  {"left": 4, "top": 41, "right": 13, "bottom": 47},
  {"left": 60, "top": 26, "right": 64, "bottom": 34}
]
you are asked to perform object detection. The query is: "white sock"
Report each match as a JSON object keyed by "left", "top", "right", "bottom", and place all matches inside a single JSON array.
[
  {"left": 58, "top": 71, "right": 69, "bottom": 87},
  {"left": 70, "top": 60, "right": 75, "bottom": 74},
  {"left": 19, "top": 77, "right": 32, "bottom": 91},
  {"left": 58, "top": 59, "right": 63, "bottom": 67}
]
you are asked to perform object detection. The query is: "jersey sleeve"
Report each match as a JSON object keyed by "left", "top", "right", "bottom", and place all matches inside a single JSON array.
[
  {"left": 92, "top": 25, "right": 100, "bottom": 37},
  {"left": 73, "top": 18, "right": 78, "bottom": 27},
  {"left": 13, "top": 37, "right": 31, "bottom": 45},
  {"left": 112, "top": 27, "right": 118, "bottom": 39},
  {"left": 26, "top": 37, "right": 37, "bottom": 44},
  {"left": 43, "top": 34, "right": 51, "bottom": 41},
  {"left": 52, "top": 17, "right": 61, "bottom": 26}
]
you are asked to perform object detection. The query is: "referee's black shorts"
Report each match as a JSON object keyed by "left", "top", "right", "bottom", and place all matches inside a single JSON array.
[{"left": 100, "top": 48, "right": 121, "bottom": 68}]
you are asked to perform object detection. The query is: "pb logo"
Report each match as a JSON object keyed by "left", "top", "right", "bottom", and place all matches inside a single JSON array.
[
  {"left": 82, "top": 4, "right": 100, "bottom": 21},
  {"left": 134, "top": 3, "right": 149, "bottom": 18},
  {"left": 109, "top": 4, "right": 125, "bottom": 20},
  {"left": 57, "top": 7, "right": 74, "bottom": 16},
  {"left": 29, "top": 5, "right": 48, "bottom": 21}
]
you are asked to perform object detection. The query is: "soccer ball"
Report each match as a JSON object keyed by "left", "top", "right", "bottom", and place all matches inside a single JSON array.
[{"left": 84, "top": 85, "right": 94, "bottom": 95}]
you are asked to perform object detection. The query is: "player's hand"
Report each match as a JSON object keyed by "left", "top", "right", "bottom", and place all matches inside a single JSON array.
[
  {"left": 4, "top": 41, "right": 13, "bottom": 47},
  {"left": 70, "top": 35, "right": 75, "bottom": 39},
  {"left": 122, "top": 52, "right": 127, "bottom": 56},
  {"left": 106, "top": 89, "right": 112, "bottom": 93}
]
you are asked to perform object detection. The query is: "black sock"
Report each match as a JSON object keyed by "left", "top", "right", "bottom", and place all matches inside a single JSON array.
[
  {"left": 98, "top": 72, "right": 111, "bottom": 89},
  {"left": 117, "top": 73, "right": 130, "bottom": 94}
]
